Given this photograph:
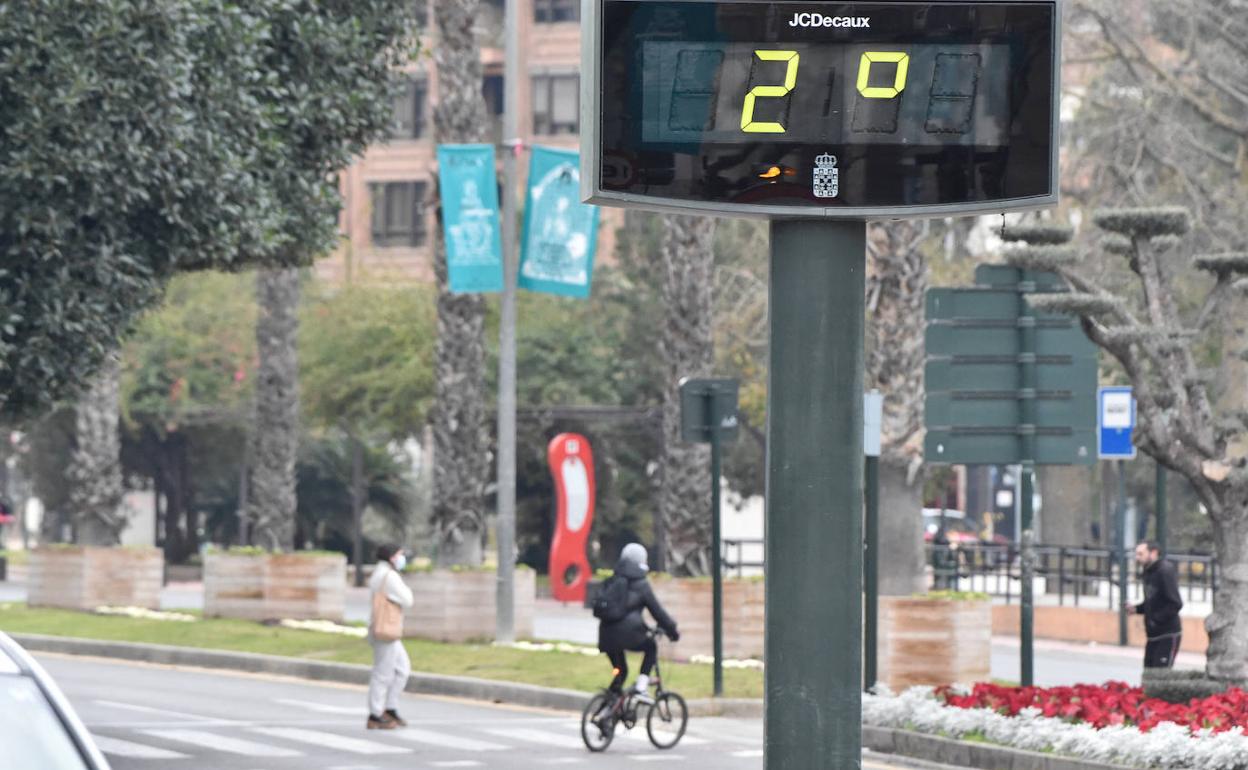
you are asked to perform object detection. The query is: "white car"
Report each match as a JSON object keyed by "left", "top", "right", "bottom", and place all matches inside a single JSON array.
[{"left": 0, "top": 632, "right": 111, "bottom": 769}]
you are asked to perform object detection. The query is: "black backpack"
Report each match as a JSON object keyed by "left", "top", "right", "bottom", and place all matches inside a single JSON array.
[{"left": 592, "top": 574, "right": 631, "bottom": 622}]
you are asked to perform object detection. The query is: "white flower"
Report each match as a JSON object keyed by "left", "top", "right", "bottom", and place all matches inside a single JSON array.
[
  {"left": 94, "top": 606, "right": 196, "bottom": 622},
  {"left": 278, "top": 619, "right": 367, "bottom": 638},
  {"left": 862, "top": 689, "right": 1248, "bottom": 769}
]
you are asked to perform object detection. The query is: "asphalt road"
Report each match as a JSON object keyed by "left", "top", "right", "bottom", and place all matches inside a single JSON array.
[{"left": 41, "top": 654, "right": 951, "bottom": 770}]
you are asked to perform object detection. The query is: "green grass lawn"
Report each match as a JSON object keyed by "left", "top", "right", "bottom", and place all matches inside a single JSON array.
[{"left": 0, "top": 604, "right": 762, "bottom": 699}]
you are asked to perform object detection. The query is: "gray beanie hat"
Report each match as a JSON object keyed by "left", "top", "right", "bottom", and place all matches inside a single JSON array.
[{"left": 620, "top": 542, "right": 649, "bottom": 572}]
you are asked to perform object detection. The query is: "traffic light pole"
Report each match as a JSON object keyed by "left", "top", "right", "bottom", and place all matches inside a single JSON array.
[
  {"left": 766, "top": 219, "right": 863, "bottom": 768},
  {"left": 863, "top": 451, "right": 879, "bottom": 692},
  {"left": 710, "top": 424, "right": 724, "bottom": 698},
  {"left": 1018, "top": 273, "right": 1037, "bottom": 687},
  {"left": 1117, "top": 459, "right": 1129, "bottom": 646}
]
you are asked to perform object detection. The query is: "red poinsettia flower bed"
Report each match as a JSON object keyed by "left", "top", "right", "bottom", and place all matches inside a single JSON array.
[{"left": 935, "top": 682, "right": 1248, "bottom": 733}]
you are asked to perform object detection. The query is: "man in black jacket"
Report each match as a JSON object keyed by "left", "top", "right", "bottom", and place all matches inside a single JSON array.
[
  {"left": 597, "top": 543, "right": 679, "bottom": 699},
  {"left": 1131, "top": 540, "right": 1184, "bottom": 668}
]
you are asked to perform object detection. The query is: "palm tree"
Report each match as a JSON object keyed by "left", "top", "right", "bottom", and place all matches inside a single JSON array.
[
  {"left": 658, "top": 214, "right": 716, "bottom": 574},
  {"left": 430, "top": 0, "right": 491, "bottom": 566},
  {"left": 865, "top": 221, "right": 930, "bottom": 595}
]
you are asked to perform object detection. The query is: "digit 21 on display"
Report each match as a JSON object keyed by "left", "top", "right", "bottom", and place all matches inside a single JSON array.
[{"left": 581, "top": 0, "right": 1061, "bottom": 218}]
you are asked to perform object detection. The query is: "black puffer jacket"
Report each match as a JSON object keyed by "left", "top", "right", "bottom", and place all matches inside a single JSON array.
[
  {"left": 597, "top": 558, "right": 678, "bottom": 652},
  {"left": 1136, "top": 559, "right": 1183, "bottom": 638}
]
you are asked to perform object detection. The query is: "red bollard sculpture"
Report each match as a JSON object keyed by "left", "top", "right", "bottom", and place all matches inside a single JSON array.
[{"left": 547, "top": 433, "right": 595, "bottom": 603}]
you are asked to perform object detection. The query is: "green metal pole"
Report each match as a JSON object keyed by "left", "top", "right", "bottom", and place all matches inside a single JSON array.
[
  {"left": 710, "top": 414, "right": 724, "bottom": 698},
  {"left": 765, "top": 219, "right": 863, "bottom": 769},
  {"left": 1020, "top": 465, "right": 1035, "bottom": 686},
  {"left": 1117, "top": 459, "right": 1129, "bottom": 646},
  {"left": 1018, "top": 274, "right": 1037, "bottom": 688},
  {"left": 864, "top": 454, "right": 879, "bottom": 692},
  {"left": 1156, "top": 462, "right": 1167, "bottom": 556}
]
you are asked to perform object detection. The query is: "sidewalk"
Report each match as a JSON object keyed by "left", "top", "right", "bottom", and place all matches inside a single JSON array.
[{"left": 0, "top": 578, "right": 1207, "bottom": 688}]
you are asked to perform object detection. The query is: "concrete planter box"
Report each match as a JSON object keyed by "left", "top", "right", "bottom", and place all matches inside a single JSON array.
[
  {"left": 204, "top": 552, "right": 346, "bottom": 622},
  {"left": 28, "top": 546, "right": 163, "bottom": 611},
  {"left": 991, "top": 604, "right": 1209, "bottom": 655},
  {"left": 878, "top": 595, "right": 992, "bottom": 690},
  {"left": 402, "top": 569, "right": 535, "bottom": 642},
  {"left": 650, "top": 578, "right": 765, "bottom": 661}
]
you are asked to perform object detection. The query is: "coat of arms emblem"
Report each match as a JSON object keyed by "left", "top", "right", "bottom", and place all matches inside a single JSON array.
[{"left": 812, "top": 153, "right": 839, "bottom": 199}]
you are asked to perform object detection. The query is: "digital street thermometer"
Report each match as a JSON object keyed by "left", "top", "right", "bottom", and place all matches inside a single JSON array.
[{"left": 582, "top": 0, "right": 1060, "bottom": 218}]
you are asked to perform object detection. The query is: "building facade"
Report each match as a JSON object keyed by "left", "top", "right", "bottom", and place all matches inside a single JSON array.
[{"left": 321, "top": 0, "right": 596, "bottom": 284}]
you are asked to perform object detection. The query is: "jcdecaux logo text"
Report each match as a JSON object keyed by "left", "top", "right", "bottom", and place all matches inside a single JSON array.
[{"left": 788, "top": 13, "right": 871, "bottom": 28}]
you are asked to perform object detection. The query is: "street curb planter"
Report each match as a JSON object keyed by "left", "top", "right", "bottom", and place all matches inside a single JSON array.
[
  {"left": 991, "top": 604, "right": 1210, "bottom": 655},
  {"left": 877, "top": 593, "right": 991, "bottom": 691},
  {"left": 8, "top": 632, "right": 759, "bottom": 716},
  {"left": 28, "top": 546, "right": 163, "bottom": 611},
  {"left": 650, "top": 577, "right": 765, "bottom": 661},
  {"left": 204, "top": 551, "right": 346, "bottom": 622},
  {"left": 864, "top": 726, "right": 1135, "bottom": 770},
  {"left": 402, "top": 568, "right": 535, "bottom": 642}
]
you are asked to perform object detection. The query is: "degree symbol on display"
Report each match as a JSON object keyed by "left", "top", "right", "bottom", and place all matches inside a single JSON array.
[{"left": 548, "top": 433, "right": 596, "bottom": 603}]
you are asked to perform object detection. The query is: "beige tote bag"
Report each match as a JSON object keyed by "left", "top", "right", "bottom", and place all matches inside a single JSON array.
[{"left": 370, "top": 588, "right": 403, "bottom": 642}]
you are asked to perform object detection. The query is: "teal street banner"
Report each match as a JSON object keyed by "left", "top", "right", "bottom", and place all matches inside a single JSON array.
[
  {"left": 437, "top": 144, "right": 503, "bottom": 293},
  {"left": 519, "top": 146, "right": 600, "bottom": 298}
]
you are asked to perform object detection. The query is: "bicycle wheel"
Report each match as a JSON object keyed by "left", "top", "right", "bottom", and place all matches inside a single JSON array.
[
  {"left": 646, "top": 691, "right": 688, "bottom": 749},
  {"left": 581, "top": 692, "right": 617, "bottom": 752}
]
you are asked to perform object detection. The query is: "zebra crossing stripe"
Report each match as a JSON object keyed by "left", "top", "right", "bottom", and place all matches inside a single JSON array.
[
  {"left": 615, "top": 727, "right": 709, "bottom": 746},
  {"left": 142, "top": 729, "right": 302, "bottom": 757},
  {"left": 483, "top": 726, "right": 585, "bottom": 749},
  {"left": 91, "top": 735, "right": 189, "bottom": 759},
  {"left": 272, "top": 698, "right": 361, "bottom": 715},
  {"left": 387, "top": 727, "right": 509, "bottom": 751},
  {"left": 249, "top": 727, "right": 411, "bottom": 755}
]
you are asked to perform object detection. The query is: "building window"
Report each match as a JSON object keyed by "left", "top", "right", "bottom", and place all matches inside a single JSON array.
[
  {"left": 369, "top": 181, "right": 428, "bottom": 248},
  {"left": 535, "top": 0, "right": 578, "bottom": 22},
  {"left": 482, "top": 75, "right": 504, "bottom": 117},
  {"left": 391, "top": 78, "right": 426, "bottom": 140},
  {"left": 532, "top": 74, "right": 579, "bottom": 135}
]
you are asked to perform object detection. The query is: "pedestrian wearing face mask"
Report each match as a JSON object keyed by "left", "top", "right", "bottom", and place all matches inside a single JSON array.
[{"left": 366, "top": 544, "right": 413, "bottom": 729}]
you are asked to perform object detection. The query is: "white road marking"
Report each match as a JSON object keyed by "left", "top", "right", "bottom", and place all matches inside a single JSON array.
[
  {"left": 732, "top": 749, "right": 764, "bottom": 758},
  {"left": 388, "top": 727, "right": 509, "bottom": 752},
  {"left": 143, "top": 729, "right": 302, "bottom": 757},
  {"left": 430, "top": 762, "right": 485, "bottom": 768},
  {"left": 96, "top": 700, "right": 221, "bottom": 723},
  {"left": 483, "top": 726, "right": 585, "bottom": 749},
  {"left": 273, "top": 698, "right": 360, "bottom": 715},
  {"left": 249, "top": 727, "right": 410, "bottom": 755},
  {"left": 617, "top": 728, "right": 708, "bottom": 746},
  {"left": 91, "top": 734, "right": 189, "bottom": 760},
  {"left": 633, "top": 755, "right": 687, "bottom": 762}
]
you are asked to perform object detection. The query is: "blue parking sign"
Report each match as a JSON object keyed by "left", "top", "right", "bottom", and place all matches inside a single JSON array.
[{"left": 1098, "top": 386, "right": 1136, "bottom": 459}]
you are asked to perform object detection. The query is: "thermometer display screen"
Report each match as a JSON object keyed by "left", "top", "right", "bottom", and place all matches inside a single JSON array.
[{"left": 595, "top": 1, "right": 1057, "bottom": 211}]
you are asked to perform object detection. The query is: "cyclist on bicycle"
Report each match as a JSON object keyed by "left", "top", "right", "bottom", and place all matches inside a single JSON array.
[{"left": 596, "top": 543, "right": 679, "bottom": 700}]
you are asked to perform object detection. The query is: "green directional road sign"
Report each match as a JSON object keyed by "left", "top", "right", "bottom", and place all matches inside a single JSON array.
[{"left": 924, "top": 268, "right": 1098, "bottom": 466}]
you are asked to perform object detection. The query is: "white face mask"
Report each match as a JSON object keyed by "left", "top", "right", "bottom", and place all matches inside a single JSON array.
[{"left": 391, "top": 553, "right": 407, "bottom": 572}]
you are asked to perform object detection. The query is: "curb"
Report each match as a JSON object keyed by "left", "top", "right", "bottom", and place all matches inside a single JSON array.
[
  {"left": 9, "top": 633, "right": 761, "bottom": 717},
  {"left": 863, "top": 726, "right": 1136, "bottom": 770}
]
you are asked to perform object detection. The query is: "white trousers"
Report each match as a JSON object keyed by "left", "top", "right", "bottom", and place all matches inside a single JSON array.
[{"left": 368, "top": 639, "right": 411, "bottom": 716}]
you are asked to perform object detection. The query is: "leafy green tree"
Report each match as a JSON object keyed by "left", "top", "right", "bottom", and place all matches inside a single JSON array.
[
  {"left": 301, "top": 280, "right": 436, "bottom": 574},
  {"left": 120, "top": 272, "right": 255, "bottom": 559},
  {"left": 301, "top": 283, "right": 437, "bottom": 439},
  {"left": 1, "top": 1, "right": 413, "bottom": 548}
]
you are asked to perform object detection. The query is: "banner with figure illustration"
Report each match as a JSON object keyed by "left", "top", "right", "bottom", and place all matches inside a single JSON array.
[
  {"left": 519, "top": 146, "right": 599, "bottom": 298},
  {"left": 436, "top": 144, "right": 503, "bottom": 293}
]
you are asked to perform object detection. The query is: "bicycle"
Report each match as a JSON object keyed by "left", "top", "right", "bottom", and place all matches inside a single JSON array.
[{"left": 580, "top": 628, "right": 689, "bottom": 752}]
